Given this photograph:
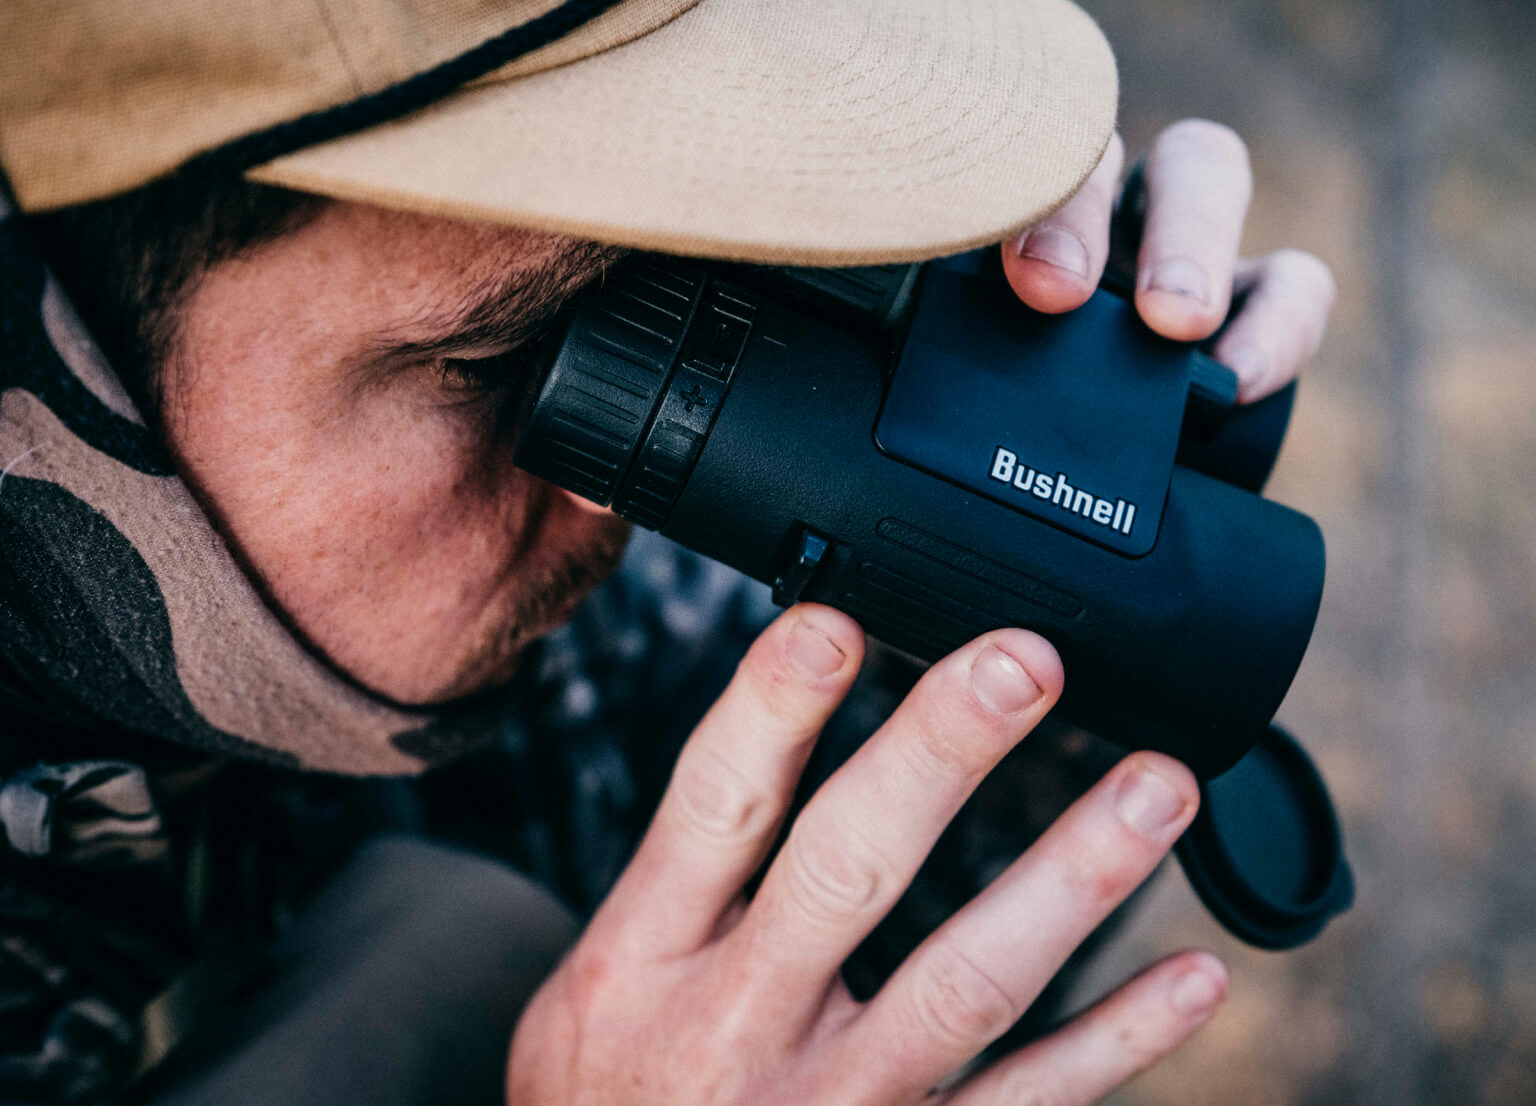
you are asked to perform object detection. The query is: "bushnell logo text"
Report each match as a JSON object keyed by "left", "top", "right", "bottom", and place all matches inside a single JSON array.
[{"left": 988, "top": 446, "right": 1138, "bottom": 536}]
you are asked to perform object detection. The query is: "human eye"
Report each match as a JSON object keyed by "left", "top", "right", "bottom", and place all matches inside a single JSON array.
[
  {"left": 431, "top": 306, "right": 576, "bottom": 399},
  {"left": 434, "top": 348, "right": 523, "bottom": 394}
]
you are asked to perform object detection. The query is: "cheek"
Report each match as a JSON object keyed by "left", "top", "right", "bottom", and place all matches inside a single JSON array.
[
  {"left": 323, "top": 412, "right": 528, "bottom": 588},
  {"left": 176, "top": 380, "right": 555, "bottom": 699},
  {"left": 283, "top": 407, "right": 542, "bottom": 622}
]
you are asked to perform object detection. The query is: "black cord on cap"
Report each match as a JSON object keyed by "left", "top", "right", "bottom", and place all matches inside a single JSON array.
[{"left": 193, "top": 0, "right": 630, "bottom": 174}]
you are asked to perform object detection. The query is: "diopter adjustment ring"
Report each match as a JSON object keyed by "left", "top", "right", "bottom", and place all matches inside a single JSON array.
[{"left": 613, "top": 280, "right": 758, "bottom": 528}]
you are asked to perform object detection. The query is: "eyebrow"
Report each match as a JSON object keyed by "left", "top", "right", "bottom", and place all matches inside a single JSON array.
[{"left": 376, "top": 239, "right": 629, "bottom": 361}]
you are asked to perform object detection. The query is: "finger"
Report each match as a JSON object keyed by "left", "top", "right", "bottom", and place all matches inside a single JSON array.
[
  {"left": 1135, "top": 119, "right": 1253, "bottom": 342},
  {"left": 1003, "top": 133, "right": 1126, "bottom": 314},
  {"left": 732, "top": 630, "right": 1063, "bottom": 1018},
  {"left": 590, "top": 604, "right": 864, "bottom": 959},
  {"left": 943, "top": 951, "right": 1228, "bottom": 1106},
  {"left": 1213, "top": 248, "right": 1337, "bottom": 402},
  {"left": 836, "top": 752, "right": 1199, "bottom": 1097}
]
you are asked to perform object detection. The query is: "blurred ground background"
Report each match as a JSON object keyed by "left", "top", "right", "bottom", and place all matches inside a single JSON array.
[{"left": 1060, "top": 1, "right": 1536, "bottom": 1103}]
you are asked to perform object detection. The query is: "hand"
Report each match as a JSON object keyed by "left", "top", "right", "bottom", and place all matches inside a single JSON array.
[
  {"left": 1005, "top": 119, "right": 1336, "bottom": 403},
  {"left": 508, "top": 606, "right": 1223, "bottom": 1104}
]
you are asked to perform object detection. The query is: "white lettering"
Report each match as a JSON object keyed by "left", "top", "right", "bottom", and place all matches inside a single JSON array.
[
  {"left": 1051, "top": 473, "right": 1074, "bottom": 507},
  {"left": 985, "top": 449, "right": 1141, "bottom": 541}
]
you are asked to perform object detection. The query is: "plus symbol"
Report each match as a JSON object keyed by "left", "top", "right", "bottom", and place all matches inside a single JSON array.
[{"left": 679, "top": 384, "right": 710, "bottom": 414}]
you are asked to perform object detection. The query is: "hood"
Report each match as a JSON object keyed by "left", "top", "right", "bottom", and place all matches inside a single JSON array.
[{"left": 0, "top": 178, "right": 506, "bottom": 775}]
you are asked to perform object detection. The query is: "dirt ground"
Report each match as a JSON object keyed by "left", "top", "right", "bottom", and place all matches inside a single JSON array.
[{"left": 1060, "top": 2, "right": 1536, "bottom": 1103}]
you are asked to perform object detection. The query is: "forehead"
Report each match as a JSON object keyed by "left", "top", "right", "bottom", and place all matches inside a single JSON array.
[
  {"left": 170, "top": 197, "right": 625, "bottom": 415},
  {"left": 285, "top": 200, "right": 600, "bottom": 300},
  {"left": 194, "top": 197, "right": 623, "bottom": 357}
]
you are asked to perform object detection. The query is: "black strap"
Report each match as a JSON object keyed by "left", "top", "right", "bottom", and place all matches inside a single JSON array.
[{"left": 194, "top": 0, "right": 629, "bottom": 174}]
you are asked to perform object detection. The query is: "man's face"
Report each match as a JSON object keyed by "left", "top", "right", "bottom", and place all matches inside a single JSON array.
[{"left": 163, "top": 199, "right": 630, "bottom": 705}]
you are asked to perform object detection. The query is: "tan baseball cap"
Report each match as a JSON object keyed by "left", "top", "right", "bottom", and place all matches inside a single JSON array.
[{"left": 0, "top": 0, "right": 1117, "bottom": 265}]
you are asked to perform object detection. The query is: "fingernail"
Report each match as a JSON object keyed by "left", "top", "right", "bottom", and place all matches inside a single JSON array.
[
  {"left": 970, "top": 645, "right": 1041, "bottom": 715},
  {"left": 1144, "top": 258, "right": 1211, "bottom": 304},
  {"left": 787, "top": 619, "right": 845, "bottom": 679},
  {"left": 1116, "top": 764, "right": 1188, "bottom": 836},
  {"left": 1018, "top": 226, "right": 1090, "bottom": 278},
  {"left": 1170, "top": 956, "right": 1227, "bottom": 1018}
]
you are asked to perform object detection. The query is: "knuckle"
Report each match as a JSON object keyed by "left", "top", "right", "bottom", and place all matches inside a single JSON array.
[
  {"left": 1112, "top": 1016, "right": 1167, "bottom": 1071},
  {"left": 1070, "top": 134, "right": 1124, "bottom": 206},
  {"left": 1070, "top": 175, "right": 1118, "bottom": 213},
  {"left": 992, "top": 1069, "right": 1072, "bottom": 1106},
  {"left": 1054, "top": 834, "right": 1147, "bottom": 913},
  {"left": 671, "top": 746, "right": 769, "bottom": 843},
  {"left": 560, "top": 947, "right": 619, "bottom": 1022},
  {"left": 912, "top": 944, "right": 1022, "bottom": 1049},
  {"left": 1147, "top": 206, "right": 1241, "bottom": 257},
  {"left": 1273, "top": 248, "right": 1338, "bottom": 304},
  {"left": 902, "top": 703, "right": 1009, "bottom": 784},
  {"left": 997, "top": 1070, "right": 1074, "bottom": 1106},
  {"left": 1082, "top": 142, "right": 1124, "bottom": 197},
  {"left": 781, "top": 817, "right": 887, "bottom": 926},
  {"left": 901, "top": 665, "right": 1023, "bottom": 782},
  {"left": 1158, "top": 118, "right": 1251, "bottom": 173},
  {"left": 657, "top": 1024, "right": 753, "bottom": 1101},
  {"left": 739, "top": 652, "right": 818, "bottom": 732}
]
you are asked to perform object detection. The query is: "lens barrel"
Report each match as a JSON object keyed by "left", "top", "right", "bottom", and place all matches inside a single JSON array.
[
  {"left": 516, "top": 254, "right": 1326, "bottom": 779},
  {"left": 517, "top": 251, "right": 1347, "bottom": 948}
]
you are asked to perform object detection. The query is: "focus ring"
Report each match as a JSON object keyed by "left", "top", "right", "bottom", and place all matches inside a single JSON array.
[{"left": 515, "top": 257, "right": 705, "bottom": 505}]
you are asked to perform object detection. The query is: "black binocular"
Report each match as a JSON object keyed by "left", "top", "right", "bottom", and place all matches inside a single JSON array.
[{"left": 515, "top": 248, "right": 1354, "bottom": 949}]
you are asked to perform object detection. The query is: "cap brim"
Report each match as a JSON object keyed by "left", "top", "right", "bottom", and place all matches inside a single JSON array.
[{"left": 249, "top": 0, "right": 1117, "bottom": 266}]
